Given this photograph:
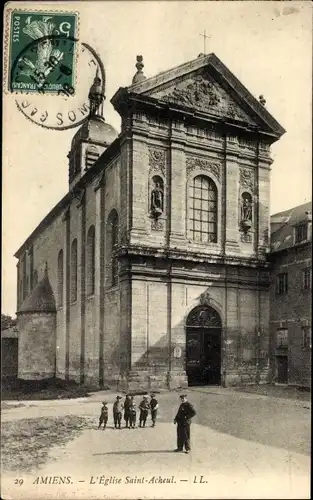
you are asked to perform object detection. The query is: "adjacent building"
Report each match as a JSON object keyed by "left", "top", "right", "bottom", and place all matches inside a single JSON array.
[
  {"left": 14, "top": 53, "right": 286, "bottom": 391},
  {"left": 269, "top": 202, "right": 312, "bottom": 388}
]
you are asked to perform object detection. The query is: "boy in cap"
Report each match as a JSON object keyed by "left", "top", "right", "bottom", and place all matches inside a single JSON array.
[
  {"left": 139, "top": 395, "right": 150, "bottom": 428},
  {"left": 129, "top": 396, "right": 137, "bottom": 429},
  {"left": 124, "top": 394, "right": 131, "bottom": 428},
  {"left": 173, "top": 394, "right": 196, "bottom": 453},
  {"left": 113, "top": 396, "right": 123, "bottom": 429},
  {"left": 98, "top": 401, "right": 108, "bottom": 430},
  {"left": 150, "top": 393, "right": 159, "bottom": 427}
]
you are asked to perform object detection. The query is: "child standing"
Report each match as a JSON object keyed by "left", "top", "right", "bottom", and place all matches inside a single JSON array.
[
  {"left": 129, "top": 396, "right": 137, "bottom": 429},
  {"left": 150, "top": 393, "right": 159, "bottom": 427},
  {"left": 139, "top": 395, "right": 150, "bottom": 428},
  {"left": 113, "top": 396, "right": 123, "bottom": 429},
  {"left": 124, "top": 394, "right": 131, "bottom": 428},
  {"left": 98, "top": 401, "right": 108, "bottom": 430}
]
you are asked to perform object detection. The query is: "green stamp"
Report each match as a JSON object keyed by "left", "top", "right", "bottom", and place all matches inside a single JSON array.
[{"left": 8, "top": 10, "right": 79, "bottom": 94}]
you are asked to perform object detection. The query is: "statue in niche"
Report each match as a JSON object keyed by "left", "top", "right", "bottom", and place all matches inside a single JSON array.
[
  {"left": 150, "top": 177, "right": 164, "bottom": 218},
  {"left": 241, "top": 192, "right": 252, "bottom": 231}
]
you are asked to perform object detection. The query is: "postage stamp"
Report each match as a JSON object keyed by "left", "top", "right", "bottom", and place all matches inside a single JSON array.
[
  {"left": 5, "top": 9, "right": 79, "bottom": 94},
  {"left": 14, "top": 42, "right": 106, "bottom": 130}
]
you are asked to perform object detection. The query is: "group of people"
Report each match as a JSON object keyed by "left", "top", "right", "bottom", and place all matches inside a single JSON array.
[
  {"left": 98, "top": 393, "right": 159, "bottom": 430},
  {"left": 98, "top": 393, "right": 196, "bottom": 454}
]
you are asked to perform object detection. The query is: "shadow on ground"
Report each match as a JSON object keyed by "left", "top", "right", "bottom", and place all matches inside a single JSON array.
[
  {"left": 1, "top": 377, "right": 96, "bottom": 400},
  {"left": 93, "top": 450, "right": 174, "bottom": 456},
  {"left": 153, "top": 389, "right": 311, "bottom": 457}
]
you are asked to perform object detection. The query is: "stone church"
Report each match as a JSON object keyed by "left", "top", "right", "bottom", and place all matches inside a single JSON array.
[{"left": 15, "top": 53, "right": 285, "bottom": 390}]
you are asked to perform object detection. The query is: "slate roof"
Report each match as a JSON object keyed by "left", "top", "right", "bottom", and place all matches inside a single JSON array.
[
  {"left": 270, "top": 201, "right": 312, "bottom": 254},
  {"left": 18, "top": 273, "right": 56, "bottom": 314}
]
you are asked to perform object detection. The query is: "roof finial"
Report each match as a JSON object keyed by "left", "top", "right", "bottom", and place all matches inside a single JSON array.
[
  {"left": 259, "top": 95, "right": 266, "bottom": 106},
  {"left": 132, "top": 55, "right": 146, "bottom": 84},
  {"left": 44, "top": 261, "right": 48, "bottom": 277},
  {"left": 88, "top": 67, "right": 105, "bottom": 118}
]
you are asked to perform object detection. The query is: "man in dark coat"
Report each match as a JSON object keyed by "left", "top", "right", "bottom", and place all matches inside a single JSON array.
[{"left": 174, "top": 394, "right": 196, "bottom": 453}]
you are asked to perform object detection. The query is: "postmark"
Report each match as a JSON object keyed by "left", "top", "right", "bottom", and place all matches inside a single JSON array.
[
  {"left": 6, "top": 9, "right": 79, "bottom": 95},
  {"left": 14, "top": 42, "right": 106, "bottom": 130}
]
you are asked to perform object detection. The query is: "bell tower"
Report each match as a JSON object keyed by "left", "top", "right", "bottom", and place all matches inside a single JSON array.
[{"left": 67, "top": 68, "right": 118, "bottom": 190}]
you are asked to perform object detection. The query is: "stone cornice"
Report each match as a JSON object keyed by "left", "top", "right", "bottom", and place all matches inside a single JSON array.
[{"left": 118, "top": 244, "right": 269, "bottom": 269}]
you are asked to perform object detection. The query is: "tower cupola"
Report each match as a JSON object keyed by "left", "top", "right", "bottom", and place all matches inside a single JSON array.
[{"left": 68, "top": 69, "right": 118, "bottom": 189}]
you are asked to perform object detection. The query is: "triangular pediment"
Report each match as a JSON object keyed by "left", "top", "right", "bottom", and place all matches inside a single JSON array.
[
  {"left": 119, "top": 53, "right": 285, "bottom": 138},
  {"left": 147, "top": 70, "right": 256, "bottom": 125}
]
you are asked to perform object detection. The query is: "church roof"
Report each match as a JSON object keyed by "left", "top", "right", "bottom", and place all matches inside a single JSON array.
[
  {"left": 270, "top": 201, "right": 312, "bottom": 253},
  {"left": 112, "top": 53, "right": 285, "bottom": 140},
  {"left": 70, "top": 115, "right": 118, "bottom": 149},
  {"left": 18, "top": 272, "right": 56, "bottom": 314}
]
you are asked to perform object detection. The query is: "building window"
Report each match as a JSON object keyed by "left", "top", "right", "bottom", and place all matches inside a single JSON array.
[
  {"left": 29, "top": 247, "right": 34, "bottom": 291},
  {"left": 33, "top": 270, "right": 38, "bottom": 287},
  {"left": 188, "top": 175, "right": 217, "bottom": 243},
  {"left": 302, "top": 268, "right": 311, "bottom": 291},
  {"left": 85, "top": 146, "right": 99, "bottom": 170},
  {"left": 19, "top": 280, "right": 23, "bottom": 308},
  {"left": 107, "top": 210, "right": 119, "bottom": 287},
  {"left": 86, "top": 225, "right": 95, "bottom": 296},
  {"left": 295, "top": 223, "right": 308, "bottom": 244},
  {"left": 276, "top": 328, "right": 288, "bottom": 348},
  {"left": 301, "top": 326, "right": 311, "bottom": 349},
  {"left": 22, "top": 255, "right": 27, "bottom": 300},
  {"left": 71, "top": 239, "right": 78, "bottom": 303},
  {"left": 276, "top": 273, "right": 288, "bottom": 294},
  {"left": 57, "top": 249, "right": 64, "bottom": 306}
]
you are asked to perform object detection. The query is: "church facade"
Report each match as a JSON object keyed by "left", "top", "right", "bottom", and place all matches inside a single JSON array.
[{"left": 15, "top": 53, "right": 285, "bottom": 390}]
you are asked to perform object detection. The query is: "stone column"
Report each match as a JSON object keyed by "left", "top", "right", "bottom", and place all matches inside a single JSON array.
[
  {"left": 224, "top": 135, "right": 240, "bottom": 254},
  {"left": 169, "top": 128, "right": 187, "bottom": 246},
  {"left": 258, "top": 162, "right": 271, "bottom": 258},
  {"left": 130, "top": 137, "right": 149, "bottom": 243},
  {"left": 168, "top": 281, "right": 188, "bottom": 389}
]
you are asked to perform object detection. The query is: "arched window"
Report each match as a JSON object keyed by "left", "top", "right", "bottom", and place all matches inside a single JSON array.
[
  {"left": 33, "top": 270, "right": 38, "bottom": 287},
  {"left": 86, "top": 225, "right": 95, "bottom": 296},
  {"left": 29, "top": 247, "right": 34, "bottom": 290},
  {"left": 107, "top": 210, "right": 119, "bottom": 287},
  {"left": 57, "top": 249, "right": 64, "bottom": 306},
  {"left": 71, "top": 239, "right": 78, "bottom": 303},
  {"left": 188, "top": 175, "right": 217, "bottom": 243},
  {"left": 19, "top": 280, "right": 23, "bottom": 308}
]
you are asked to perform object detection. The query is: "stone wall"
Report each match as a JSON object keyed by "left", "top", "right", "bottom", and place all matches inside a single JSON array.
[
  {"left": 125, "top": 262, "right": 269, "bottom": 390},
  {"left": 18, "top": 312, "right": 56, "bottom": 379}
]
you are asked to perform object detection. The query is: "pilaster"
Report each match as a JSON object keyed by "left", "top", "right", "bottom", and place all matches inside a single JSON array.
[
  {"left": 169, "top": 123, "right": 187, "bottom": 244},
  {"left": 130, "top": 137, "right": 149, "bottom": 242},
  {"left": 224, "top": 135, "right": 240, "bottom": 254}
]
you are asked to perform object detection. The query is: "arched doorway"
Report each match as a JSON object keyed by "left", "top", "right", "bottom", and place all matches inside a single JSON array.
[{"left": 186, "top": 305, "right": 222, "bottom": 386}]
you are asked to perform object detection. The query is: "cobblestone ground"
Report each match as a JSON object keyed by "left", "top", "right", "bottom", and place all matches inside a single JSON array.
[{"left": 2, "top": 387, "right": 311, "bottom": 499}]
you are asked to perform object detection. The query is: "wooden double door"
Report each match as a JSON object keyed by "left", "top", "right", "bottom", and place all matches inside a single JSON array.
[{"left": 186, "top": 305, "right": 222, "bottom": 386}]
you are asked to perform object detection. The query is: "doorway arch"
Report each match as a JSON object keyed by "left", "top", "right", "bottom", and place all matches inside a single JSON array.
[{"left": 186, "top": 305, "right": 222, "bottom": 386}]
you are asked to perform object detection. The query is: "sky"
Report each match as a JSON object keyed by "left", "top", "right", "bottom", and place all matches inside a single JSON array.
[{"left": 2, "top": 1, "right": 312, "bottom": 316}]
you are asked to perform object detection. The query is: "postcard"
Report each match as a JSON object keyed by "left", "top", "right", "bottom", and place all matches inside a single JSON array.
[{"left": 1, "top": 1, "right": 311, "bottom": 499}]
